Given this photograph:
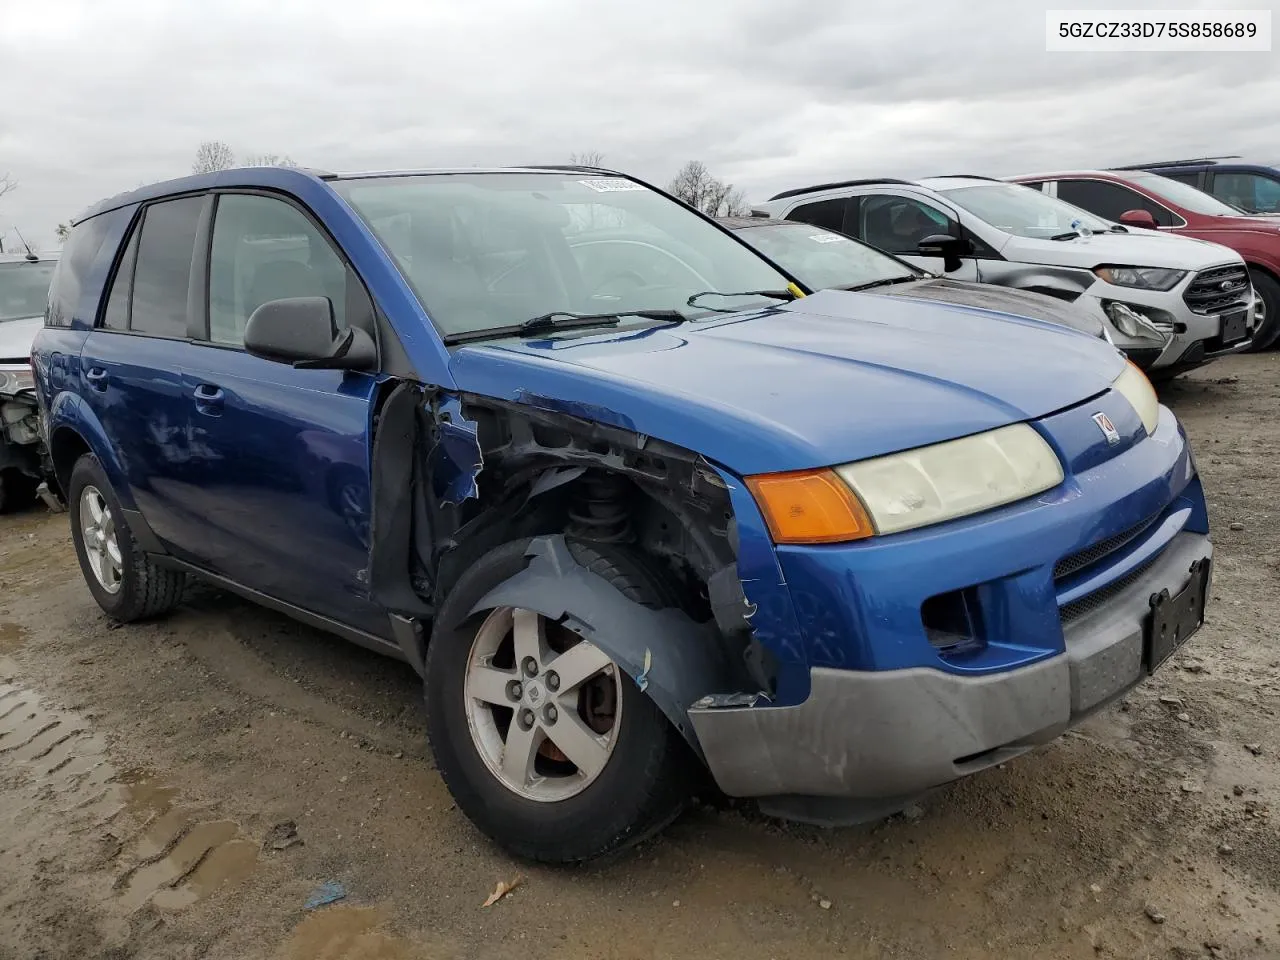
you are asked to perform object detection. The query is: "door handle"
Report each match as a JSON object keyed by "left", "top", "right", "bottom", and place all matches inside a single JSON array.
[
  {"left": 85, "top": 367, "right": 108, "bottom": 390},
  {"left": 193, "top": 383, "right": 224, "bottom": 415}
]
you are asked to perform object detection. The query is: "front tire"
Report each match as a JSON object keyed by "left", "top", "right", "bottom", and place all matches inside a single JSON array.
[
  {"left": 1247, "top": 268, "right": 1280, "bottom": 351},
  {"left": 67, "top": 454, "right": 185, "bottom": 622},
  {"left": 424, "top": 538, "right": 692, "bottom": 863}
]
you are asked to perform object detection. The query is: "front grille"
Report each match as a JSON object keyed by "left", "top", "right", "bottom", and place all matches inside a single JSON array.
[
  {"left": 1183, "top": 263, "right": 1251, "bottom": 315},
  {"left": 1054, "top": 512, "right": 1161, "bottom": 582},
  {"left": 1059, "top": 554, "right": 1160, "bottom": 625}
]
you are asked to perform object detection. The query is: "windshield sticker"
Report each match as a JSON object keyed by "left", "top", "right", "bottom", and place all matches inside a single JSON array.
[
  {"left": 578, "top": 178, "right": 645, "bottom": 193},
  {"left": 809, "top": 234, "right": 849, "bottom": 243}
]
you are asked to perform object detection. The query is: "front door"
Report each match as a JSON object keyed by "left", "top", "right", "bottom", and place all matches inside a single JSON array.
[
  {"left": 855, "top": 193, "right": 980, "bottom": 281},
  {"left": 177, "top": 191, "right": 385, "bottom": 634}
]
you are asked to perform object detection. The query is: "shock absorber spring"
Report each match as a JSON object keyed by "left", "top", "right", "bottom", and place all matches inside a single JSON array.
[{"left": 567, "top": 471, "right": 634, "bottom": 543}]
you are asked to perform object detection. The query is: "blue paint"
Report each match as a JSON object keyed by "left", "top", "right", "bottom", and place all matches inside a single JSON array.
[
  {"left": 304, "top": 881, "right": 347, "bottom": 910},
  {"left": 35, "top": 168, "right": 1210, "bottom": 727}
]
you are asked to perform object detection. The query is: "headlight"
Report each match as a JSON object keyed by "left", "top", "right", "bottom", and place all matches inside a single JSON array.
[
  {"left": 1093, "top": 265, "right": 1186, "bottom": 291},
  {"left": 746, "top": 424, "right": 1064, "bottom": 543},
  {"left": 0, "top": 368, "right": 34, "bottom": 396},
  {"left": 1104, "top": 302, "right": 1169, "bottom": 343},
  {"left": 1111, "top": 360, "right": 1159, "bottom": 435}
]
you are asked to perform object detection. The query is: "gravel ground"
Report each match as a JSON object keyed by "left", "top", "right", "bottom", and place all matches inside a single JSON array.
[{"left": 0, "top": 352, "right": 1276, "bottom": 960}]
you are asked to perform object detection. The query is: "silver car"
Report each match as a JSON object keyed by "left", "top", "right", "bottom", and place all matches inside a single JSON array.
[
  {"left": 0, "top": 253, "right": 57, "bottom": 511},
  {"left": 756, "top": 176, "right": 1255, "bottom": 377}
]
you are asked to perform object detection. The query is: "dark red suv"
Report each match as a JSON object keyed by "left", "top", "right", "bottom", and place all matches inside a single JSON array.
[{"left": 1009, "top": 169, "right": 1280, "bottom": 350}]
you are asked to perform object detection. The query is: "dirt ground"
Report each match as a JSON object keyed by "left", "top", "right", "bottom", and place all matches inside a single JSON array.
[{"left": 0, "top": 353, "right": 1277, "bottom": 960}]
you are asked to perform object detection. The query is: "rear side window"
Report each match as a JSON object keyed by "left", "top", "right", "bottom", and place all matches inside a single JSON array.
[
  {"left": 788, "top": 198, "right": 848, "bottom": 233},
  {"left": 46, "top": 215, "right": 113, "bottom": 327},
  {"left": 1212, "top": 172, "right": 1280, "bottom": 214},
  {"left": 129, "top": 196, "right": 203, "bottom": 338}
]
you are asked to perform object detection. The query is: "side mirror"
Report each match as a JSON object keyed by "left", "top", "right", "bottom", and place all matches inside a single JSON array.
[
  {"left": 244, "top": 297, "right": 376, "bottom": 371},
  {"left": 917, "top": 234, "right": 964, "bottom": 273},
  {"left": 1119, "top": 209, "right": 1159, "bottom": 230}
]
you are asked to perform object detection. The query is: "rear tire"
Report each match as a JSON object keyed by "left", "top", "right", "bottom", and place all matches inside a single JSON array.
[
  {"left": 424, "top": 538, "right": 693, "bottom": 863},
  {"left": 1246, "top": 268, "right": 1280, "bottom": 351},
  {"left": 68, "top": 454, "right": 185, "bottom": 622}
]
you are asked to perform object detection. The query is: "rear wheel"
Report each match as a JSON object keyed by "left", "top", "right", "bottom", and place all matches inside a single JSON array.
[
  {"left": 1246, "top": 268, "right": 1280, "bottom": 351},
  {"left": 68, "top": 454, "right": 186, "bottom": 621},
  {"left": 424, "top": 538, "right": 692, "bottom": 863}
]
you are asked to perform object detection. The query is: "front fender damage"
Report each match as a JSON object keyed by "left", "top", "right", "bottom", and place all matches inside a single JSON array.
[{"left": 467, "top": 535, "right": 732, "bottom": 757}]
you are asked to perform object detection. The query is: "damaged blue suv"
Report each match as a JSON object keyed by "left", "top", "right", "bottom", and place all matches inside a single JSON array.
[{"left": 33, "top": 166, "right": 1211, "bottom": 863}]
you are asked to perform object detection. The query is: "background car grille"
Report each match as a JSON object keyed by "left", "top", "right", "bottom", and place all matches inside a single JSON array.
[
  {"left": 1053, "top": 512, "right": 1161, "bottom": 583},
  {"left": 1183, "top": 263, "right": 1251, "bottom": 315}
]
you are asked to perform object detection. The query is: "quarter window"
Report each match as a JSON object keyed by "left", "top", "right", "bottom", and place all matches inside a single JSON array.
[
  {"left": 101, "top": 226, "right": 139, "bottom": 331},
  {"left": 45, "top": 215, "right": 113, "bottom": 327},
  {"left": 787, "top": 198, "right": 849, "bottom": 233},
  {"left": 130, "top": 196, "right": 203, "bottom": 338},
  {"left": 860, "top": 195, "right": 956, "bottom": 255},
  {"left": 208, "top": 194, "right": 348, "bottom": 347}
]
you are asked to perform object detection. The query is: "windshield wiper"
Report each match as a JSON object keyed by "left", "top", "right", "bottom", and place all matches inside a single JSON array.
[
  {"left": 685, "top": 289, "right": 799, "bottom": 312},
  {"left": 841, "top": 275, "right": 920, "bottom": 292},
  {"left": 441, "top": 310, "right": 686, "bottom": 346}
]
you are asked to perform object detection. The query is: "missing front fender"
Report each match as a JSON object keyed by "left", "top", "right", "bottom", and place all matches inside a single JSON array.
[{"left": 465, "top": 535, "right": 737, "bottom": 756}]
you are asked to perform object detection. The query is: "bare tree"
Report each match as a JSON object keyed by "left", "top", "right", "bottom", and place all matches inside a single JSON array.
[
  {"left": 55, "top": 223, "right": 71, "bottom": 243},
  {"left": 0, "top": 172, "right": 15, "bottom": 202},
  {"left": 242, "top": 153, "right": 299, "bottom": 168},
  {"left": 666, "top": 160, "right": 749, "bottom": 217},
  {"left": 569, "top": 151, "right": 605, "bottom": 168},
  {"left": 192, "top": 140, "right": 236, "bottom": 174}
]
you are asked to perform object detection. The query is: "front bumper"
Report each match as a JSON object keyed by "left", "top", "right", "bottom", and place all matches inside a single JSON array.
[
  {"left": 689, "top": 531, "right": 1209, "bottom": 803},
  {"left": 0, "top": 391, "right": 42, "bottom": 477},
  {"left": 1082, "top": 279, "right": 1254, "bottom": 372}
]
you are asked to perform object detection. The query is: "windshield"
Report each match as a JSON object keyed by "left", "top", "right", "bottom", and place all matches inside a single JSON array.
[
  {"left": 1124, "top": 171, "right": 1247, "bottom": 216},
  {"left": 939, "top": 183, "right": 1111, "bottom": 238},
  {"left": 333, "top": 174, "right": 792, "bottom": 338},
  {"left": 729, "top": 222, "right": 919, "bottom": 290},
  {"left": 0, "top": 261, "right": 57, "bottom": 323}
]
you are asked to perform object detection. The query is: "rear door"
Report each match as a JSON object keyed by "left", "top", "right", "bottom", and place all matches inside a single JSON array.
[
  {"left": 176, "top": 190, "right": 386, "bottom": 634},
  {"left": 78, "top": 194, "right": 212, "bottom": 558}
]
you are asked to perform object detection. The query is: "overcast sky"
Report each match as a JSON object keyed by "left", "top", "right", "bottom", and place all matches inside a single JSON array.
[{"left": 2, "top": 0, "right": 1276, "bottom": 248}]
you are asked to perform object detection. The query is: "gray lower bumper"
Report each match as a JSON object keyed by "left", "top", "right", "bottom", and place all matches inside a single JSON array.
[{"left": 688, "top": 532, "right": 1211, "bottom": 802}]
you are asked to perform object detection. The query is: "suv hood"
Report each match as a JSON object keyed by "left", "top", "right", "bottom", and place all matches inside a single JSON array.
[
  {"left": 878, "top": 278, "right": 1104, "bottom": 337},
  {"left": 1001, "top": 228, "right": 1242, "bottom": 270},
  {"left": 0, "top": 316, "right": 41, "bottom": 362},
  {"left": 450, "top": 289, "right": 1124, "bottom": 475}
]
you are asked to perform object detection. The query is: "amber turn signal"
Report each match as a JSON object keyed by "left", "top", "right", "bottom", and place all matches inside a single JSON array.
[{"left": 745, "top": 469, "right": 875, "bottom": 544}]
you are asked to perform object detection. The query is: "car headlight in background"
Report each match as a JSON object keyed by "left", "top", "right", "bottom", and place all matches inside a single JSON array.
[
  {"left": 746, "top": 423, "right": 1064, "bottom": 543},
  {"left": 1093, "top": 265, "right": 1186, "bottom": 291},
  {"left": 1111, "top": 360, "right": 1160, "bottom": 435},
  {"left": 0, "top": 368, "right": 34, "bottom": 396}
]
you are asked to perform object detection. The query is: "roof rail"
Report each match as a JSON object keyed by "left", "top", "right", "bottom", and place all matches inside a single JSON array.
[
  {"left": 927, "top": 174, "right": 1001, "bottom": 181},
  {"left": 1111, "top": 156, "right": 1242, "bottom": 171},
  {"left": 769, "top": 178, "right": 915, "bottom": 202},
  {"left": 523, "top": 164, "right": 626, "bottom": 176}
]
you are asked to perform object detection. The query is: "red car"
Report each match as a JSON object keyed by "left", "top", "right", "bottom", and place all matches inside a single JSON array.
[{"left": 1009, "top": 169, "right": 1280, "bottom": 350}]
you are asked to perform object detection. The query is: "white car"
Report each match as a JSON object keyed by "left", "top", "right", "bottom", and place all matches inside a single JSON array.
[
  {"left": 0, "top": 252, "right": 56, "bottom": 511},
  {"left": 756, "top": 176, "right": 1255, "bottom": 377}
]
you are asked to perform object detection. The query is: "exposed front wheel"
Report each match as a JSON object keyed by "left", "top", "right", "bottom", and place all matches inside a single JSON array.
[
  {"left": 425, "top": 539, "right": 692, "bottom": 863},
  {"left": 68, "top": 454, "right": 186, "bottom": 621}
]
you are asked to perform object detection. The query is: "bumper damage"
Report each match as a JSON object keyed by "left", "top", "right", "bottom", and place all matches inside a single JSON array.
[{"left": 687, "top": 531, "right": 1210, "bottom": 821}]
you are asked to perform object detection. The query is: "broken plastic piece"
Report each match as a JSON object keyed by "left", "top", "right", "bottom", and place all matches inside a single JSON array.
[{"left": 304, "top": 880, "right": 346, "bottom": 909}]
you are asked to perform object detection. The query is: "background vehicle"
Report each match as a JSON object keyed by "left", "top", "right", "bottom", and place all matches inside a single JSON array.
[
  {"left": 1115, "top": 156, "right": 1280, "bottom": 216},
  {"left": 1010, "top": 169, "right": 1280, "bottom": 351},
  {"left": 720, "top": 215, "right": 1109, "bottom": 340},
  {"left": 757, "top": 177, "right": 1255, "bottom": 378},
  {"left": 35, "top": 166, "right": 1210, "bottom": 864},
  {"left": 0, "top": 253, "right": 58, "bottom": 511}
]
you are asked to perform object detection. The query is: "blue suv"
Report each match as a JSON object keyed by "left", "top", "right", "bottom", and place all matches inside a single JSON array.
[
  {"left": 34, "top": 166, "right": 1212, "bottom": 863},
  {"left": 1118, "top": 156, "right": 1280, "bottom": 215}
]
